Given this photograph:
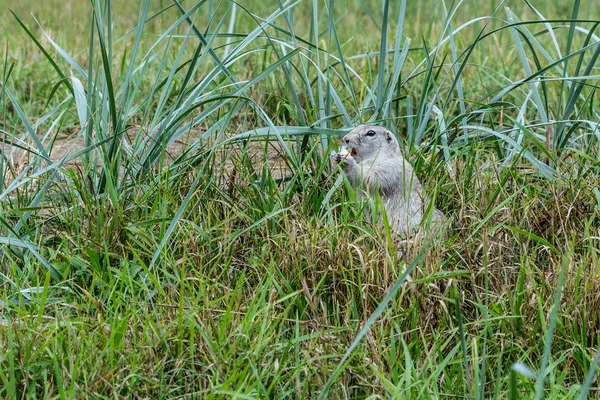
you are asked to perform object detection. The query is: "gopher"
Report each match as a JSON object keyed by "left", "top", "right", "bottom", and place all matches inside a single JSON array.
[{"left": 331, "top": 125, "right": 446, "bottom": 237}]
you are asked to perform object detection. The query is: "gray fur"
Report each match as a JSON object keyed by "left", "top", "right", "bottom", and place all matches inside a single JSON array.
[{"left": 332, "top": 125, "right": 446, "bottom": 237}]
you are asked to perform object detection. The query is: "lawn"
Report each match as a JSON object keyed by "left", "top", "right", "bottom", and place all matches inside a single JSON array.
[{"left": 1, "top": 0, "right": 600, "bottom": 398}]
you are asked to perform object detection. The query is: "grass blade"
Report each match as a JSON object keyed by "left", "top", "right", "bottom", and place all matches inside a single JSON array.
[{"left": 534, "top": 253, "right": 569, "bottom": 400}]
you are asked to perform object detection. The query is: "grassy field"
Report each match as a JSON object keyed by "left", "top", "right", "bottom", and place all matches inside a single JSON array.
[{"left": 1, "top": 0, "right": 600, "bottom": 398}]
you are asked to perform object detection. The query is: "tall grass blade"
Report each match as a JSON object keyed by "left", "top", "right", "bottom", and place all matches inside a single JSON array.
[
  {"left": 3, "top": 87, "right": 51, "bottom": 161},
  {"left": 9, "top": 10, "right": 74, "bottom": 94},
  {"left": 506, "top": 8, "right": 549, "bottom": 128},
  {"left": 0, "top": 237, "right": 61, "bottom": 280},
  {"left": 375, "top": 0, "right": 390, "bottom": 112},
  {"left": 577, "top": 347, "right": 600, "bottom": 400},
  {"left": 534, "top": 253, "right": 569, "bottom": 400}
]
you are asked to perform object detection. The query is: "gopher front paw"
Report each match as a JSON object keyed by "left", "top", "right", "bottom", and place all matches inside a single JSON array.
[
  {"left": 341, "top": 154, "right": 355, "bottom": 167},
  {"left": 330, "top": 150, "right": 341, "bottom": 164},
  {"left": 331, "top": 147, "right": 354, "bottom": 166}
]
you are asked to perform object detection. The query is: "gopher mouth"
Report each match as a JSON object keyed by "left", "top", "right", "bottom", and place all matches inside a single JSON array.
[{"left": 350, "top": 148, "right": 358, "bottom": 157}]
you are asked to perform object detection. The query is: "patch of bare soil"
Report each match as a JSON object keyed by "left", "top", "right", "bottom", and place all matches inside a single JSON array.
[{"left": 3, "top": 127, "right": 301, "bottom": 187}]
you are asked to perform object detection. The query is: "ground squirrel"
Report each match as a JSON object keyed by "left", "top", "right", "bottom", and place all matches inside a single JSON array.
[{"left": 331, "top": 125, "right": 446, "bottom": 237}]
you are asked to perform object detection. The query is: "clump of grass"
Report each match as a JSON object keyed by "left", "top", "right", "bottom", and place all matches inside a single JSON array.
[{"left": 1, "top": 0, "right": 600, "bottom": 398}]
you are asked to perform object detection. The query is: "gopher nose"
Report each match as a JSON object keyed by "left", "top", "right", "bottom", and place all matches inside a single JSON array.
[{"left": 344, "top": 137, "right": 350, "bottom": 144}]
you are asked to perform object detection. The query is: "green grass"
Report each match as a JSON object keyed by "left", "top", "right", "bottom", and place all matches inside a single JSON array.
[{"left": 1, "top": 0, "right": 600, "bottom": 398}]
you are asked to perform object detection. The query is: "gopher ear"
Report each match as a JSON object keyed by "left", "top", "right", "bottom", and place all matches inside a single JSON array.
[{"left": 386, "top": 131, "right": 393, "bottom": 143}]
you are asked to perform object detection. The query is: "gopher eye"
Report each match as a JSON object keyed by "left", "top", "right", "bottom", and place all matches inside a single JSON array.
[{"left": 366, "top": 130, "right": 376, "bottom": 137}]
